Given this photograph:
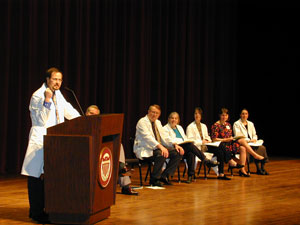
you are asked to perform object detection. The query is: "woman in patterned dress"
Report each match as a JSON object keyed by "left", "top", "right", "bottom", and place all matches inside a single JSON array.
[{"left": 211, "top": 108, "right": 265, "bottom": 177}]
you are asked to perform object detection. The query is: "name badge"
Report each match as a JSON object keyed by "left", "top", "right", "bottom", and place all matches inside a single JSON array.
[{"left": 226, "top": 125, "right": 230, "bottom": 129}]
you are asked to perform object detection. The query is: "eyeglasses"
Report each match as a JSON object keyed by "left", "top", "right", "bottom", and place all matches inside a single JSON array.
[
  {"left": 51, "top": 78, "right": 63, "bottom": 82},
  {"left": 150, "top": 110, "right": 160, "bottom": 115}
]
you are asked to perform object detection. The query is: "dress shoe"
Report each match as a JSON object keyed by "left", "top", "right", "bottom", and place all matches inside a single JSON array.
[
  {"left": 186, "top": 176, "right": 193, "bottom": 184},
  {"left": 150, "top": 179, "right": 163, "bottom": 187},
  {"left": 121, "top": 186, "right": 139, "bottom": 195},
  {"left": 217, "top": 175, "right": 231, "bottom": 180},
  {"left": 228, "top": 164, "right": 244, "bottom": 170},
  {"left": 31, "top": 212, "right": 51, "bottom": 224},
  {"left": 256, "top": 169, "right": 265, "bottom": 175},
  {"left": 262, "top": 169, "right": 269, "bottom": 175},
  {"left": 204, "top": 159, "right": 219, "bottom": 167},
  {"left": 239, "top": 170, "right": 250, "bottom": 177},
  {"left": 159, "top": 177, "right": 173, "bottom": 185}
]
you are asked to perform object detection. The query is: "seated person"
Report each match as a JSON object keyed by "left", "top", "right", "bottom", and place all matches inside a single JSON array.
[
  {"left": 133, "top": 104, "right": 182, "bottom": 186},
  {"left": 164, "top": 112, "right": 219, "bottom": 183},
  {"left": 186, "top": 107, "right": 231, "bottom": 180},
  {"left": 211, "top": 108, "right": 265, "bottom": 177},
  {"left": 233, "top": 108, "right": 269, "bottom": 175},
  {"left": 86, "top": 105, "right": 138, "bottom": 195}
]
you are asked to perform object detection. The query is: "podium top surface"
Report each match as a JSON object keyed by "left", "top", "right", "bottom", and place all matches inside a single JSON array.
[{"left": 47, "top": 113, "right": 124, "bottom": 137}]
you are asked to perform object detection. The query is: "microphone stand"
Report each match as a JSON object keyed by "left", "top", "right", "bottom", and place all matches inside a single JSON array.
[{"left": 64, "top": 87, "right": 85, "bottom": 116}]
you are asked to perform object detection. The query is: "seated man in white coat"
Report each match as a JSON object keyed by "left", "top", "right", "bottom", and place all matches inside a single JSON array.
[
  {"left": 21, "top": 67, "right": 81, "bottom": 223},
  {"left": 133, "top": 104, "right": 182, "bottom": 186}
]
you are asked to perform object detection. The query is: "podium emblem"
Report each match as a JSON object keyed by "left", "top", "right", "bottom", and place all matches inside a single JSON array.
[{"left": 98, "top": 147, "right": 113, "bottom": 188}]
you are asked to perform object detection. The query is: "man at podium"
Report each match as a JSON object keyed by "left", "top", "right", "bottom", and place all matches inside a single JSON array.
[{"left": 21, "top": 67, "right": 81, "bottom": 223}]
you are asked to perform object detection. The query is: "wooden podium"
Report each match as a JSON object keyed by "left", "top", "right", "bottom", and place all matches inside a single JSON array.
[{"left": 44, "top": 114, "right": 124, "bottom": 224}]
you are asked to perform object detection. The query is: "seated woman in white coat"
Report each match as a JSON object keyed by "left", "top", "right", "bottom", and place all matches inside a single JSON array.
[
  {"left": 163, "top": 112, "right": 218, "bottom": 183},
  {"left": 233, "top": 109, "right": 269, "bottom": 175},
  {"left": 186, "top": 107, "right": 239, "bottom": 180}
]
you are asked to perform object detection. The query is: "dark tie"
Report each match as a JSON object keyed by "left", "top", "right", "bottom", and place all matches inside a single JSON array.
[
  {"left": 196, "top": 123, "right": 204, "bottom": 140},
  {"left": 151, "top": 122, "right": 161, "bottom": 143}
]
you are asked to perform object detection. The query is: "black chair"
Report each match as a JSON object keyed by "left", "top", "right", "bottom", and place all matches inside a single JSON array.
[
  {"left": 196, "top": 160, "right": 209, "bottom": 179},
  {"left": 129, "top": 137, "right": 181, "bottom": 185},
  {"left": 143, "top": 156, "right": 181, "bottom": 184},
  {"left": 166, "top": 158, "right": 181, "bottom": 183},
  {"left": 181, "top": 158, "right": 209, "bottom": 180},
  {"left": 128, "top": 137, "right": 154, "bottom": 186}
]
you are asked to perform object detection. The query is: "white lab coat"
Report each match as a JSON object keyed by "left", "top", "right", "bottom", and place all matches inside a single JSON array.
[
  {"left": 163, "top": 123, "right": 188, "bottom": 144},
  {"left": 233, "top": 119, "right": 258, "bottom": 141},
  {"left": 21, "top": 83, "right": 80, "bottom": 178},
  {"left": 186, "top": 121, "right": 212, "bottom": 149},
  {"left": 133, "top": 115, "right": 173, "bottom": 159}
]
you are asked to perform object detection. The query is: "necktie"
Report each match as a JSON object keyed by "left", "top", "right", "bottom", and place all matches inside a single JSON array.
[
  {"left": 196, "top": 122, "right": 208, "bottom": 152},
  {"left": 151, "top": 122, "right": 161, "bottom": 143},
  {"left": 52, "top": 93, "right": 60, "bottom": 123},
  {"left": 196, "top": 123, "right": 204, "bottom": 140}
]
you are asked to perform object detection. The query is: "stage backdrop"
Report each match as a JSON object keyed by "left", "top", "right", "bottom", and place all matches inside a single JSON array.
[{"left": 0, "top": 0, "right": 298, "bottom": 174}]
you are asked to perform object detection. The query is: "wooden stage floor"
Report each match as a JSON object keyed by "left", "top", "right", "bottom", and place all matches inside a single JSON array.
[{"left": 1, "top": 157, "right": 300, "bottom": 225}]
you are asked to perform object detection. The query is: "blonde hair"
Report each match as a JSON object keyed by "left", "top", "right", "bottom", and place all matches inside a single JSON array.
[
  {"left": 148, "top": 104, "right": 161, "bottom": 111},
  {"left": 86, "top": 105, "right": 100, "bottom": 115},
  {"left": 168, "top": 112, "right": 180, "bottom": 124}
]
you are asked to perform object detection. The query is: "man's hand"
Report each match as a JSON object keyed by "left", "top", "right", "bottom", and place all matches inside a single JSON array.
[
  {"left": 202, "top": 139, "right": 211, "bottom": 144},
  {"left": 44, "top": 88, "right": 53, "bottom": 102},
  {"left": 157, "top": 144, "right": 169, "bottom": 158}
]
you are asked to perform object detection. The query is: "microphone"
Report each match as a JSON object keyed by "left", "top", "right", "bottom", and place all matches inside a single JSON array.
[{"left": 64, "top": 86, "right": 85, "bottom": 116}]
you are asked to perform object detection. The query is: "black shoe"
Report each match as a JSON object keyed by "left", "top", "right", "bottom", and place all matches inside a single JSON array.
[
  {"left": 150, "top": 179, "right": 163, "bottom": 187},
  {"left": 121, "top": 186, "right": 139, "bottom": 195},
  {"left": 239, "top": 170, "right": 250, "bottom": 177},
  {"left": 262, "top": 169, "right": 269, "bottom": 175},
  {"left": 228, "top": 164, "right": 244, "bottom": 172},
  {"left": 159, "top": 177, "right": 173, "bottom": 185},
  {"left": 31, "top": 212, "right": 50, "bottom": 224},
  {"left": 204, "top": 159, "right": 219, "bottom": 167},
  {"left": 186, "top": 176, "right": 193, "bottom": 184},
  {"left": 256, "top": 169, "right": 265, "bottom": 175},
  {"left": 217, "top": 175, "right": 231, "bottom": 180}
]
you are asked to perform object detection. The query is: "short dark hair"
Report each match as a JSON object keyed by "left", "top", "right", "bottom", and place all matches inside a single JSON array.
[
  {"left": 194, "top": 107, "right": 203, "bottom": 115},
  {"left": 240, "top": 108, "right": 248, "bottom": 114},
  {"left": 46, "top": 67, "right": 61, "bottom": 79},
  {"left": 219, "top": 108, "right": 229, "bottom": 115}
]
